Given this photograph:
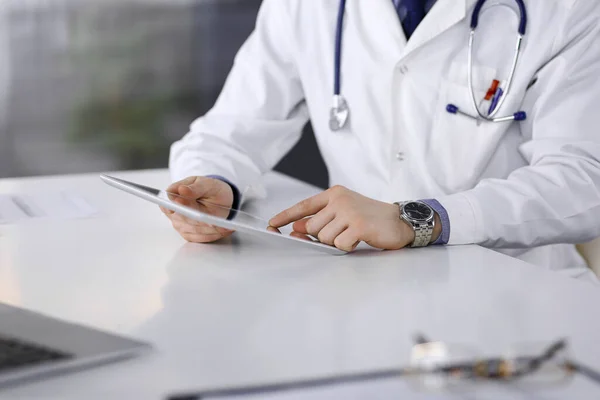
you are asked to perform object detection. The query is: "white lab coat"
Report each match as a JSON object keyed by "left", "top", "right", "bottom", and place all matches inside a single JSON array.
[{"left": 170, "top": 0, "right": 600, "bottom": 278}]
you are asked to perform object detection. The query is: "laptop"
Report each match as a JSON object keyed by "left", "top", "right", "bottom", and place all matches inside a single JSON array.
[{"left": 0, "top": 302, "right": 150, "bottom": 389}]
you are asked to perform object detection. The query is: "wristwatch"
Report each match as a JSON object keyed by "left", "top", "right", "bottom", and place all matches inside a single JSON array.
[{"left": 395, "top": 201, "right": 435, "bottom": 248}]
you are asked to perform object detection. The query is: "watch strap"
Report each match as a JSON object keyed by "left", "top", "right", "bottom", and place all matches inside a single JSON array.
[
  {"left": 420, "top": 199, "right": 449, "bottom": 245},
  {"left": 412, "top": 220, "right": 434, "bottom": 247}
]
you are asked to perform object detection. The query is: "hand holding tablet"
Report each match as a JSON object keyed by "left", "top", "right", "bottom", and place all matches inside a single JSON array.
[{"left": 101, "top": 175, "right": 346, "bottom": 255}]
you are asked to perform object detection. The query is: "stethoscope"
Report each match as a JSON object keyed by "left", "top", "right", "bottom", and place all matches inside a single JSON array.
[{"left": 330, "top": 0, "right": 528, "bottom": 132}]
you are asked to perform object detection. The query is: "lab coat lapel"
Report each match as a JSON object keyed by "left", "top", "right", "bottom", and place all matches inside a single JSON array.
[
  {"left": 346, "top": 0, "right": 406, "bottom": 61},
  {"left": 400, "top": 0, "right": 478, "bottom": 59}
]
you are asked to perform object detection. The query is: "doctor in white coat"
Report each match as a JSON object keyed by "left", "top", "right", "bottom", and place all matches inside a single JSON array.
[{"left": 165, "top": 0, "right": 600, "bottom": 279}]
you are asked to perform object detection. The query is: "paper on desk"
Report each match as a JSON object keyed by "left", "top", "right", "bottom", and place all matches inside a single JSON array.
[{"left": 0, "top": 192, "right": 97, "bottom": 224}]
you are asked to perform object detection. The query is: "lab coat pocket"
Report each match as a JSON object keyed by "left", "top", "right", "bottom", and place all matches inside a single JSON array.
[{"left": 428, "top": 61, "right": 505, "bottom": 193}]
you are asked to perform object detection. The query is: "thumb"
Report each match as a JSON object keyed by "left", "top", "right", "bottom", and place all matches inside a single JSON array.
[{"left": 176, "top": 178, "right": 214, "bottom": 200}]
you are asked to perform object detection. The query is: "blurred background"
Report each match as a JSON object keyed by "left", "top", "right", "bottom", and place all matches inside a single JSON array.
[{"left": 0, "top": 0, "right": 329, "bottom": 188}]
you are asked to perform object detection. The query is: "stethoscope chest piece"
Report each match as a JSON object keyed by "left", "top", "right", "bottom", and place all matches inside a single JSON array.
[{"left": 329, "top": 95, "right": 350, "bottom": 131}]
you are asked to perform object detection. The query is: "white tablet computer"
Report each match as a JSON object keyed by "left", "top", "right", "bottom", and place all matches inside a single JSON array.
[{"left": 100, "top": 175, "right": 346, "bottom": 255}]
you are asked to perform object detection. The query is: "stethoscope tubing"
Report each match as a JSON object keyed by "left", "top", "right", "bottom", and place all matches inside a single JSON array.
[{"left": 330, "top": 0, "right": 529, "bottom": 131}]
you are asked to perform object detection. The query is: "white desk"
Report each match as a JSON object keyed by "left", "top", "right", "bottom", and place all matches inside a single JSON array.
[{"left": 1, "top": 170, "right": 600, "bottom": 399}]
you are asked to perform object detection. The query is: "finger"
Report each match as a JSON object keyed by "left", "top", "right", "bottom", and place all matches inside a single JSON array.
[
  {"left": 166, "top": 195, "right": 229, "bottom": 219},
  {"left": 167, "top": 176, "right": 198, "bottom": 193},
  {"left": 170, "top": 212, "right": 206, "bottom": 227},
  {"left": 303, "top": 209, "right": 335, "bottom": 237},
  {"left": 160, "top": 206, "right": 174, "bottom": 216},
  {"left": 333, "top": 229, "right": 360, "bottom": 252},
  {"left": 170, "top": 213, "right": 218, "bottom": 231},
  {"left": 291, "top": 218, "right": 310, "bottom": 234},
  {"left": 168, "top": 177, "right": 220, "bottom": 200},
  {"left": 178, "top": 181, "right": 210, "bottom": 200},
  {"left": 267, "top": 226, "right": 282, "bottom": 234},
  {"left": 214, "top": 226, "right": 234, "bottom": 236},
  {"left": 170, "top": 194, "right": 196, "bottom": 207},
  {"left": 290, "top": 231, "right": 313, "bottom": 242},
  {"left": 180, "top": 231, "right": 225, "bottom": 244},
  {"left": 317, "top": 219, "right": 348, "bottom": 246},
  {"left": 269, "top": 192, "right": 330, "bottom": 228},
  {"left": 172, "top": 219, "right": 219, "bottom": 235},
  {"left": 172, "top": 216, "right": 234, "bottom": 236}
]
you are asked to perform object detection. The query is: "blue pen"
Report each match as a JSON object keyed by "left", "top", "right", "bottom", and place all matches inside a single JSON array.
[{"left": 488, "top": 87, "right": 504, "bottom": 115}]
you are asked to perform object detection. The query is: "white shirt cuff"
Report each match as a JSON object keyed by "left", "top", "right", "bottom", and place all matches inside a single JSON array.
[{"left": 435, "top": 192, "right": 482, "bottom": 245}]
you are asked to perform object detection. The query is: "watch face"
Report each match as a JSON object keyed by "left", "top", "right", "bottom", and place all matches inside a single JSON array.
[{"left": 403, "top": 202, "right": 433, "bottom": 221}]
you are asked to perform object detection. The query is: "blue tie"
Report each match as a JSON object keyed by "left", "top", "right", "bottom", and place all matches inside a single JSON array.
[{"left": 393, "top": 0, "right": 427, "bottom": 39}]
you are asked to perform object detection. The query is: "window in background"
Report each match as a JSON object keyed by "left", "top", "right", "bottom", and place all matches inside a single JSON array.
[{"left": 0, "top": 0, "right": 328, "bottom": 188}]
